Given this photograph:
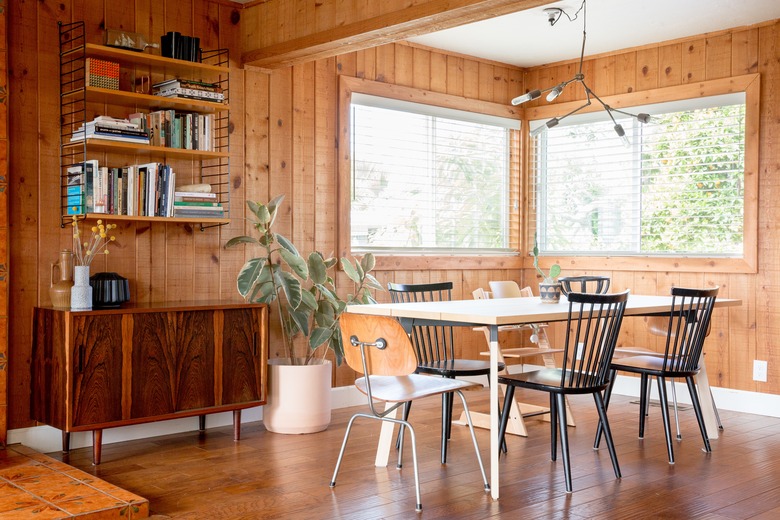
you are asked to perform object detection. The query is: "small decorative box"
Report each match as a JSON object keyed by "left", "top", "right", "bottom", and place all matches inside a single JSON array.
[{"left": 85, "top": 57, "right": 120, "bottom": 90}]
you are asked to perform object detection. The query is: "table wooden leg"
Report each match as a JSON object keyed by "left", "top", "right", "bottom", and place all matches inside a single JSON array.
[
  {"left": 375, "top": 402, "right": 399, "bottom": 467},
  {"left": 694, "top": 362, "right": 719, "bottom": 439},
  {"left": 489, "top": 325, "right": 499, "bottom": 500}
]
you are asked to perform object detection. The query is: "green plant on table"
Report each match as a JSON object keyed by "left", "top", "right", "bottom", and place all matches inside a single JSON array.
[
  {"left": 226, "top": 195, "right": 383, "bottom": 366},
  {"left": 532, "top": 234, "right": 561, "bottom": 283}
]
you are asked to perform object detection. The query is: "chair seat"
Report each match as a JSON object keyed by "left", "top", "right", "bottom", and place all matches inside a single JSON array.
[
  {"left": 611, "top": 355, "right": 700, "bottom": 377},
  {"left": 499, "top": 368, "right": 608, "bottom": 395},
  {"left": 416, "top": 359, "right": 505, "bottom": 377},
  {"left": 355, "top": 374, "right": 480, "bottom": 402}
]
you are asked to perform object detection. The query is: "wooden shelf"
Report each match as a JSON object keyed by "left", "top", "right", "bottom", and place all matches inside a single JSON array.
[
  {"left": 65, "top": 43, "right": 230, "bottom": 77},
  {"left": 66, "top": 86, "right": 230, "bottom": 113},
  {"left": 64, "top": 139, "right": 229, "bottom": 159},
  {"left": 64, "top": 213, "right": 230, "bottom": 226}
]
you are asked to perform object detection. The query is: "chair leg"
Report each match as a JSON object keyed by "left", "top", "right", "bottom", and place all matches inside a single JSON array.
[
  {"left": 594, "top": 370, "right": 616, "bottom": 449},
  {"left": 550, "top": 393, "right": 558, "bottom": 462},
  {"left": 395, "top": 401, "right": 412, "bottom": 450},
  {"left": 594, "top": 391, "right": 621, "bottom": 480},
  {"left": 498, "top": 385, "right": 516, "bottom": 453},
  {"left": 555, "top": 393, "right": 573, "bottom": 493},
  {"left": 669, "top": 378, "right": 682, "bottom": 440},
  {"left": 455, "top": 390, "right": 490, "bottom": 491},
  {"left": 656, "top": 376, "right": 675, "bottom": 464},
  {"left": 686, "top": 376, "right": 712, "bottom": 453},
  {"left": 441, "top": 393, "right": 449, "bottom": 464},
  {"left": 639, "top": 373, "right": 650, "bottom": 439},
  {"left": 330, "top": 414, "right": 361, "bottom": 487},
  {"left": 710, "top": 386, "right": 724, "bottom": 430}
]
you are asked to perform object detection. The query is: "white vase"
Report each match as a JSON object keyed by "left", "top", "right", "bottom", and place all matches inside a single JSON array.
[
  {"left": 71, "top": 265, "right": 93, "bottom": 311},
  {"left": 263, "top": 358, "right": 332, "bottom": 434}
]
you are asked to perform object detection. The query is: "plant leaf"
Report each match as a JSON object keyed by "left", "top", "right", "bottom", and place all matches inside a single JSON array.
[
  {"left": 309, "top": 327, "right": 333, "bottom": 350},
  {"left": 308, "top": 252, "right": 328, "bottom": 285},
  {"left": 277, "top": 270, "right": 303, "bottom": 309},
  {"left": 225, "top": 235, "right": 258, "bottom": 248},
  {"left": 276, "top": 233, "right": 300, "bottom": 257},
  {"left": 299, "top": 289, "right": 318, "bottom": 310},
  {"left": 279, "top": 247, "right": 308, "bottom": 280},
  {"left": 288, "top": 305, "right": 310, "bottom": 337},
  {"left": 549, "top": 264, "right": 561, "bottom": 280},
  {"left": 360, "top": 253, "right": 376, "bottom": 273},
  {"left": 341, "top": 258, "right": 360, "bottom": 283},
  {"left": 236, "top": 258, "right": 264, "bottom": 298},
  {"left": 266, "top": 194, "right": 285, "bottom": 227}
]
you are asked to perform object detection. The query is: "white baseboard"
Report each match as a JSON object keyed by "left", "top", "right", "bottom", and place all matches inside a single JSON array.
[{"left": 9, "top": 374, "right": 778, "bottom": 453}]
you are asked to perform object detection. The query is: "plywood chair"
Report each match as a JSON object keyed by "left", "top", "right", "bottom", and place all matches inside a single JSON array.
[
  {"left": 330, "top": 312, "right": 489, "bottom": 512},
  {"left": 467, "top": 281, "right": 574, "bottom": 438},
  {"left": 387, "top": 281, "right": 504, "bottom": 464}
]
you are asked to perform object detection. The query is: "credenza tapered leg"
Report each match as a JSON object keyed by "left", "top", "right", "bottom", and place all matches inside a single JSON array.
[
  {"left": 62, "top": 431, "right": 70, "bottom": 453},
  {"left": 92, "top": 429, "right": 103, "bottom": 465},
  {"left": 233, "top": 410, "right": 241, "bottom": 441},
  {"left": 199, "top": 415, "right": 206, "bottom": 432}
]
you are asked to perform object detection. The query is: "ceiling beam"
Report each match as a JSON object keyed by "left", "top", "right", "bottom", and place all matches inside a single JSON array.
[{"left": 241, "top": 0, "right": 553, "bottom": 70}]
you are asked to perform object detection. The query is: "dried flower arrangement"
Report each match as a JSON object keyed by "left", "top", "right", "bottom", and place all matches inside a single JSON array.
[{"left": 72, "top": 219, "right": 117, "bottom": 266}]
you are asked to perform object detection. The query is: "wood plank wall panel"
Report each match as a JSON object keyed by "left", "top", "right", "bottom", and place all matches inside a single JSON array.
[
  {"left": 523, "top": 20, "right": 780, "bottom": 397},
  {"left": 0, "top": 0, "right": 8, "bottom": 446},
  {"left": 7, "top": 0, "right": 245, "bottom": 430}
]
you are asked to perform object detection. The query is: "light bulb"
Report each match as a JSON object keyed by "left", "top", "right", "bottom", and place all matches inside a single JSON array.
[
  {"left": 546, "top": 84, "right": 564, "bottom": 102},
  {"left": 614, "top": 124, "right": 631, "bottom": 147},
  {"left": 511, "top": 90, "right": 541, "bottom": 106},
  {"left": 637, "top": 113, "right": 652, "bottom": 123},
  {"left": 546, "top": 118, "right": 560, "bottom": 129}
]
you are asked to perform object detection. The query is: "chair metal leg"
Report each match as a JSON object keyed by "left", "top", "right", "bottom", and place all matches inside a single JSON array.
[
  {"left": 395, "top": 401, "right": 412, "bottom": 450},
  {"left": 594, "top": 391, "right": 621, "bottom": 480},
  {"left": 497, "top": 385, "right": 516, "bottom": 452},
  {"left": 331, "top": 414, "right": 362, "bottom": 487},
  {"left": 455, "top": 390, "right": 490, "bottom": 491},
  {"left": 332, "top": 413, "right": 423, "bottom": 512},
  {"left": 656, "top": 376, "right": 676, "bottom": 464},
  {"left": 550, "top": 393, "right": 558, "bottom": 462},
  {"left": 686, "top": 376, "right": 712, "bottom": 453},
  {"left": 555, "top": 393, "right": 573, "bottom": 493}
]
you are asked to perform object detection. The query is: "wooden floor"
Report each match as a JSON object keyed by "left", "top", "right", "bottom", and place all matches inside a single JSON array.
[{"left": 46, "top": 389, "right": 780, "bottom": 519}]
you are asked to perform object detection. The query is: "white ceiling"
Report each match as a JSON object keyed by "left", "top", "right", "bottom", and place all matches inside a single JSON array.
[{"left": 408, "top": 0, "right": 780, "bottom": 68}]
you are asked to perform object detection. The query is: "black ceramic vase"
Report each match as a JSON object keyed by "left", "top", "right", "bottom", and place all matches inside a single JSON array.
[{"left": 89, "top": 272, "right": 130, "bottom": 308}]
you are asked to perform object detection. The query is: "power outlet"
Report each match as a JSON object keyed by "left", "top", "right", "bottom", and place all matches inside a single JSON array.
[{"left": 753, "top": 360, "right": 768, "bottom": 382}]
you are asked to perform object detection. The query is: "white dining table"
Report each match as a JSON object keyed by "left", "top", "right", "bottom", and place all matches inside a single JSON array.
[{"left": 345, "top": 293, "right": 741, "bottom": 500}]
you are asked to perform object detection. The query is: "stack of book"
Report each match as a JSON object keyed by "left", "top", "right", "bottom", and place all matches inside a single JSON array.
[
  {"left": 173, "top": 191, "right": 224, "bottom": 219},
  {"left": 152, "top": 78, "right": 225, "bottom": 103},
  {"left": 71, "top": 116, "right": 149, "bottom": 144}
]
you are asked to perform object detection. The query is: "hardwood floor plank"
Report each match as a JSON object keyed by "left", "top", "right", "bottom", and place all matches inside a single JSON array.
[{"left": 46, "top": 390, "right": 780, "bottom": 519}]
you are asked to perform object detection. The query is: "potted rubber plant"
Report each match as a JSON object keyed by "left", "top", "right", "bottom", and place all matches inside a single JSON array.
[
  {"left": 532, "top": 235, "right": 562, "bottom": 303},
  {"left": 226, "top": 194, "right": 382, "bottom": 433}
]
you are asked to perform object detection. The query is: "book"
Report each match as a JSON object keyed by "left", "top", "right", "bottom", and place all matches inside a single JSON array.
[
  {"left": 95, "top": 166, "right": 108, "bottom": 213},
  {"left": 173, "top": 201, "right": 221, "bottom": 207},
  {"left": 84, "top": 160, "right": 98, "bottom": 212},
  {"left": 155, "top": 87, "right": 225, "bottom": 102},
  {"left": 126, "top": 166, "right": 136, "bottom": 216},
  {"left": 175, "top": 191, "right": 216, "bottom": 199}
]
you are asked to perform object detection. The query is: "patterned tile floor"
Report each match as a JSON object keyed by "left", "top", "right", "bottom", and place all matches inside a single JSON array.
[{"left": 0, "top": 444, "right": 148, "bottom": 519}]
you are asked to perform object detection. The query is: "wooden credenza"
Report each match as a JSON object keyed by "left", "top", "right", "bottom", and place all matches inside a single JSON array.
[{"left": 31, "top": 301, "right": 268, "bottom": 464}]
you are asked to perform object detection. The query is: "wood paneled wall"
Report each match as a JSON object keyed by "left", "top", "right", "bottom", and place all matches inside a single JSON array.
[
  {"left": 7, "top": 0, "right": 780, "bottom": 433},
  {"left": 7, "top": 0, "right": 246, "bottom": 430},
  {"left": 520, "top": 22, "right": 780, "bottom": 396}
]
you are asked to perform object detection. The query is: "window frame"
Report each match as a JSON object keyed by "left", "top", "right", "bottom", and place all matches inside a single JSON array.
[
  {"left": 338, "top": 75, "right": 523, "bottom": 271},
  {"left": 523, "top": 73, "right": 759, "bottom": 274}
]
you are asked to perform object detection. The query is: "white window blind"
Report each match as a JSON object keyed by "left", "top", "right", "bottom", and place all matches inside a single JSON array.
[
  {"left": 533, "top": 93, "right": 745, "bottom": 257},
  {"left": 350, "top": 94, "right": 516, "bottom": 254}
]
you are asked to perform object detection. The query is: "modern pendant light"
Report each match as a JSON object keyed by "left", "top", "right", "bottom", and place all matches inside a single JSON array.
[{"left": 512, "top": 0, "right": 651, "bottom": 143}]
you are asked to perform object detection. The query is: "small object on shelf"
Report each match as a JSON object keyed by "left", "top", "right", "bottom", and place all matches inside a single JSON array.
[
  {"left": 176, "top": 183, "right": 212, "bottom": 193},
  {"left": 85, "top": 57, "right": 119, "bottom": 90},
  {"left": 105, "top": 29, "right": 159, "bottom": 52},
  {"left": 90, "top": 272, "right": 130, "bottom": 308},
  {"left": 71, "top": 265, "right": 93, "bottom": 311},
  {"left": 160, "top": 31, "right": 200, "bottom": 62}
]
